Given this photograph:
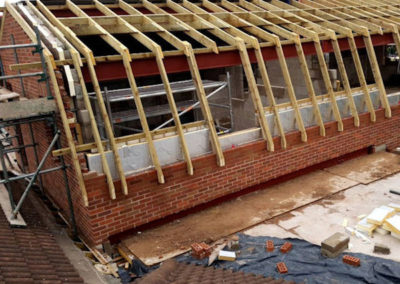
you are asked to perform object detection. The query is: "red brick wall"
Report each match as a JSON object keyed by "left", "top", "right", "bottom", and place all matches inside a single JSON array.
[
  {"left": 77, "top": 106, "right": 400, "bottom": 245},
  {"left": 0, "top": 14, "right": 83, "bottom": 229},
  {"left": 3, "top": 13, "right": 400, "bottom": 248}
]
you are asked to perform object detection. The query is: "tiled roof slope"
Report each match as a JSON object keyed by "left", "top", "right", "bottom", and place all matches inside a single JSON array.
[
  {"left": 0, "top": 190, "right": 84, "bottom": 283},
  {"left": 135, "top": 259, "right": 296, "bottom": 284}
]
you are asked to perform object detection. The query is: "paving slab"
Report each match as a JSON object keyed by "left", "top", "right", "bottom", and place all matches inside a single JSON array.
[
  {"left": 249, "top": 173, "right": 400, "bottom": 262},
  {"left": 122, "top": 152, "right": 400, "bottom": 265},
  {"left": 123, "top": 170, "right": 357, "bottom": 265},
  {"left": 324, "top": 151, "right": 400, "bottom": 184}
]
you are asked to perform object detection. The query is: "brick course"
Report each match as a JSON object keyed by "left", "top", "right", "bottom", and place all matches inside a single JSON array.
[
  {"left": 3, "top": 13, "right": 400, "bottom": 247},
  {"left": 76, "top": 106, "right": 400, "bottom": 245}
]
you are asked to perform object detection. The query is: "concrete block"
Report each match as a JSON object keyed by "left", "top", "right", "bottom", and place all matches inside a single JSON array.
[
  {"left": 321, "top": 243, "right": 348, "bottom": 258},
  {"left": 373, "top": 144, "right": 387, "bottom": 153},
  {"left": 271, "top": 85, "right": 287, "bottom": 99},
  {"left": 373, "top": 243, "right": 390, "bottom": 255},
  {"left": 328, "top": 69, "right": 338, "bottom": 80},
  {"left": 321, "top": 232, "right": 349, "bottom": 258},
  {"left": 77, "top": 110, "right": 90, "bottom": 126}
]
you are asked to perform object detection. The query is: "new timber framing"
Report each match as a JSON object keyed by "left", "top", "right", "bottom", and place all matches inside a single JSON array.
[{"left": 3, "top": 0, "right": 399, "bottom": 206}]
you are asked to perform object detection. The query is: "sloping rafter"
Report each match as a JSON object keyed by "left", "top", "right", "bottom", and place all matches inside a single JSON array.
[{"left": 6, "top": 0, "right": 397, "bottom": 205}]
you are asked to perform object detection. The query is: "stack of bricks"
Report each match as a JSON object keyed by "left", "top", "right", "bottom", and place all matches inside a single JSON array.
[{"left": 191, "top": 242, "right": 213, "bottom": 260}]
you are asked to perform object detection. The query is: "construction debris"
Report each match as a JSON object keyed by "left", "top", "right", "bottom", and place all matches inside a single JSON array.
[
  {"left": 218, "top": 250, "right": 236, "bottom": 262},
  {"left": 356, "top": 218, "right": 377, "bottom": 236},
  {"left": 388, "top": 203, "right": 400, "bottom": 212},
  {"left": 266, "top": 240, "right": 274, "bottom": 252},
  {"left": 191, "top": 242, "right": 213, "bottom": 260},
  {"left": 348, "top": 203, "right": 400, "bottom": 244},
  {"left": 343, "top": 255, "right": 361, "bottom": 267},
  {"left": 280, "top": 242, "right": 293, "bottom": 254},
  {"left": 367, "top": 205, "right": 396, "bottom": 225},
  {"left": 321, "top": 233, "right": 349, "bottom": 258},
  {"left": 373, "top": 243, "right": 391, "bottom": 255},
  {"left": 276, "top": 262, "right": 288, "bottom": 274},
  {"left": 385, "top": 215, "right": 400, "bottom": 235},
  {"left": 227, "top": 235, "right": 240, "bottom": 251}
]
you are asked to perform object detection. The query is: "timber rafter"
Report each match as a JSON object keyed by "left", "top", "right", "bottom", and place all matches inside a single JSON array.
[{"left": 4, "top": 0, "right": 398, "bottom": 205}]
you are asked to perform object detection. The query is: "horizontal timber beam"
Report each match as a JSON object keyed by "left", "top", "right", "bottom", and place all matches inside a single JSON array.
[{"left": 79, "top": 33, "right": 393, "bottom": 82}]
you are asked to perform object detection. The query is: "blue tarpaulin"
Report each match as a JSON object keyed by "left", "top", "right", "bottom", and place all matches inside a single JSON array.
[{"left": 177, "top": 234, "right": 400, "bottom": 284}]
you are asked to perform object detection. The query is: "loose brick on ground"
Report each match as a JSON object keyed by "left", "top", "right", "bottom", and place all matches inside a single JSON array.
[
  {"left": 276, "top": 262, "right": 288, "bottom": 274},
  {"left": 373, "top": 243, "right": 390, "bottom": 255},
  {"left": 280, "top": 242, "right": 292, "bottom": 253},
  {"left": 266, "top": 240, "right": 274, "bottom": 252},
  {"left": 343, "top": 255, "right": 361, "bottom": 267}
]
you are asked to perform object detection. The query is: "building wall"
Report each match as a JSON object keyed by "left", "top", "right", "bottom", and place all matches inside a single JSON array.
[
  {"left": 0, "top": 14, "right": 83, "bottom": 230},
  {"left": 78, "top": 106, "right": 400, "bottom": 245},
  {"left": 4, "top": 13, "right": 400, "bottom": 248}
]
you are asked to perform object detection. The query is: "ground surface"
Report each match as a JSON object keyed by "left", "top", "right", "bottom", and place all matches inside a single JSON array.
[
  {"left": 122, "top": 152, "right": 400, "bottom": 265},
  {"left": 245, "top": 172, "right": 400, "bottom": 262}
]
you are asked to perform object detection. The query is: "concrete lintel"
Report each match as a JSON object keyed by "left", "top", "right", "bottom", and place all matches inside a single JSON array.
[
  {"left": 87, "top": 91, "right": 400, "bottom": 178},
  {"left": 0, "top": 98, "right": 57, "bottom": 120}
]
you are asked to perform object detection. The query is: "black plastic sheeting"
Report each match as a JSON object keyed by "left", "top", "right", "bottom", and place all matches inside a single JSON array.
[{"left": 176, "top": 234, "right": 400, "bottom": 284}]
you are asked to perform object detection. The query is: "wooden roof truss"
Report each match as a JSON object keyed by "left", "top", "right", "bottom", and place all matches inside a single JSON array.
[{"left": 5, "top": 0, "right": 398, "bottom": 205}]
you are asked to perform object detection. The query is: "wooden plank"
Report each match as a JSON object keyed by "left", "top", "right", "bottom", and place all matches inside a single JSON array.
[
  {"left": 254, "top": 45, "right": 287, "bottom": 149},
  {"left": 184, "top": 43, "right": 225, "bottom": 166},
  {"left": 363, "top": 35, "right": 391, "bottom": 118},
  {"left": 6, "top": 1, "right": 89, "bottom": 206},
  {"left": 66, "top": 0, "right": 141, "bottom": 190},
  {"left": 348, "top": 36, "right": 377, "bottom": 122},
  {"left": 301, "top": 0, "right": 390, "bottom": 118},
  {"left": 145, "top": 0, "right": 228, "bottom": 166},
  {"left": 276, "top": 43, "right": 307, "bottom": 142},
  {"left": 26, "top": 0, "right": 118, "bottom": 198},
  {"left": 313, "top": 40, "right": 344, "bottom": 131},
  {"left": 52, "top": 120, "right": 205, "bottom": 157},
  {"left": 237, "top": 39, "right": 274, "bottom": 151},
  {"left": 294, "top": 41, "right": 326, "bottom": 136},
  {"left": 98, "top": 0, "right": 195, "bottom": 176},
  {"left": 275, "top": 0, "right": 378, "bottom": 123},
  {"left": 229, "top": 0, "right": 326, "bottom": 137},
  {"left": 183, "top": 0, "right": 277, "bottom": 150},
  {"left": 0, "top": 9, "right": 7, "bottom": 43},
  {"left": 331, "top": 39, "right": 360, "bottom": 127},
  {"left": 37, "top": 0, "right": 121, "bottom": 198}
]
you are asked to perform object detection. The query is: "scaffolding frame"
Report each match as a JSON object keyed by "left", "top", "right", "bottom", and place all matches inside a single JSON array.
[
  {"left": 88, "top": 78, "right": 232, "bottom": 136},
  {"left": 0, "top": 112, "right": 77, "bottom": 235}
]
